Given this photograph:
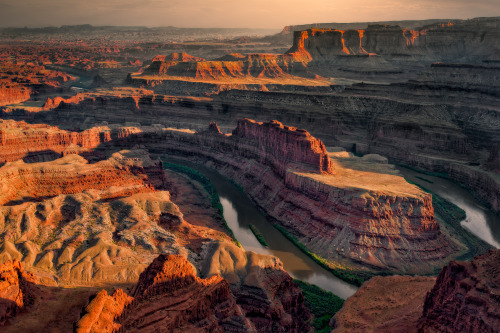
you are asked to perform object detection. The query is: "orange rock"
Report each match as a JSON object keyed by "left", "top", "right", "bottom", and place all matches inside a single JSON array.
[{"left": 0, "top": 260, "right": 37, "bottom": 325}]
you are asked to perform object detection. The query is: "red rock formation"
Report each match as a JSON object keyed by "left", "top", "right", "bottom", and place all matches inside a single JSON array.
[
  {"left": 75, "top": 289, "right": 132, "bottom": 333},
  {"left": 141, "top": 52, "right": 315, "bottom": 81},
  {"left": 286, "top": 28, "right": 368, "bottom": 60},
  {"left": 0, "top": 151, "right": 164, "bottom": 206},
  {"left": 133, "top": 121, "right": 456, "bottom": 273},
  {"left": 232, "top": 118, "right": 334, "bottom": 176},
  {"left": 202, "top": 242, "right": 311, "bottom": 332},
  {"left": 418, "top": 249, "right": 500, "bottom": 332},
  {"left": 75, "top": 254, "right": 253, "bottom": 333},
  {"left": 0, "top": 260, "right": 37, "bottom": 325},
  {"left": 207, "top": 122, "right": 223, "bottom": 135},
  {"left": 287, "top": 18, "right": 500, "bottom": 59},
  {"left": 0, "top": 119, "right": 110, "bottom": 163}
]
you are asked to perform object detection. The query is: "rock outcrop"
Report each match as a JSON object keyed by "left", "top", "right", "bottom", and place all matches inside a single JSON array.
[
  {"left": 232, "top": 118, "right": 334, "bottom": 176},
  {"left": 418, "top": 249, "right": 500, "bottom": 332},
  {"left": 76, "top": 249, "right": 312, "bottom": 333},
  {"left": 201, "top": 242, "right": 311, "bottom": 332},
  {"left": 76, "top": 254, "right": 253, "bottom": 333},
  {"left": 332, "top": 249, "right": 500, "bottom": 332},
  {"left": 0, "top": 119, "right": 110, "bottom": 163},
  {"left": 286, "top": 18, "right": 500, "bottom": 60},
  {"left": 0, "top": 260, "right": 37, "bottom": 325},
  {"left": 141, "top": 52, "right": 313, "bottom": 81}
]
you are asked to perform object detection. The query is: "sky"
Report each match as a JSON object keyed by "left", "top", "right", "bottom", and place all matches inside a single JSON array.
[{"left": 0, "top": 0, "right": 499, "bottom": 29}]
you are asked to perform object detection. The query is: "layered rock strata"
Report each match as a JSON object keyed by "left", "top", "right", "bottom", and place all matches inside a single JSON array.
[
  {"left": 332, "top": 275, "right": 436, "bottom": 332},
  {"left": 201, "top": 241, "right": 311, "bottom": 332},
  {"left": 287, "top": 18, "right": 500, "bottom": 60},
  {"left": 332, "top": 249, "right": 500, "bottom": 332}
]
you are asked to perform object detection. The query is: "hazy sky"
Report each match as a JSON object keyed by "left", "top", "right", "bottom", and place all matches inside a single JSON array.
[{"left": 0, "top": 0, "right": 499, "bottom": 28}]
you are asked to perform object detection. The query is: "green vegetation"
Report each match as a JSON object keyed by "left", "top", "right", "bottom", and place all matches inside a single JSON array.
[
  {"left": 273, "top": 225, "right": 368, "bottom": 286},
  {"left": 162, "top": 161, "right": 240, "bottom": 247},
  {"left": 408, "top": 180, "right": 492, "bottom": 261},
  {"left": 249, "top": 224, "right": 268, "bottom": 246},
  {"left": 294, "top": 279, "right": 344, "bottom": 333}
]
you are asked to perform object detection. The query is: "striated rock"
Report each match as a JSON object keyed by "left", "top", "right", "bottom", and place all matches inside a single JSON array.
[
  {"left": 0, "top": 260, "right": 37, "bottom": 325},
  {"left": 332, "top": 275, "right": 435, "bottom": 332},
  {"left": 232, "top": 118, "right": 334, "bottom": 176},
  {"left": 287, "top": 18, "right": 500, "bottom": 60},
  {"left": 75, "top": 289, "right": 132, "bottom": 333},
  {"left": 142, "top": 52, "right": 313, "bottom": 81},
  {"left": 0, "top": 149, "right": 164, "bottom": 205},
  {"left": 0, "top": 119, "right": 110, "bottom": 163},
  {"left": 418, "top": 249, "right": 500, "bottom": 332}
]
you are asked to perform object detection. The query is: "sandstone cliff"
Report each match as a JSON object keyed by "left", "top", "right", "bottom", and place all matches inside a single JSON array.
[
  {"left": 201, "top": 241, "right": 311, "bottom": 332},
  {"left": 286, "top": 18, "right": 500, "bottom": 60},
  {"left": 332, "top": 249, "right": 500, "bottom": 332},
  {"left": 332, "top": 275, "right": 436, "bottom": 332},
  {"left": 232, "top": 118, "right": 334, "bottom": 176}
]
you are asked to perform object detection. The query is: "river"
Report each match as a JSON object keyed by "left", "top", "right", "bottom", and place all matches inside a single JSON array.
[
  {"left": 162, "top": 160, "right": 500, "bottom": 300},
  {"left": 164, "top": 159, "right": 358, "bottom": 299},
  {"left": 398, "top": 167, "right": 500, "bottom": 248}
]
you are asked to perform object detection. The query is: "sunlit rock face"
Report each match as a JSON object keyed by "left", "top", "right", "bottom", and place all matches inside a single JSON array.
[{"left": 287, "top": 18, "right": 500, "bottom": 60}]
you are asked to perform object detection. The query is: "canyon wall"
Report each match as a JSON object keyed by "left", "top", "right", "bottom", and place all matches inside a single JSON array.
[
  {"left": 0, "top": 260, "right": 37, "bottom": 325},
  {"left": 3, "top": 79, "right": 498, "bottom": 212},
  {"left": 286, "top": 18, "right": 500, "bottom": 60},
  {"left": 0, "top": 118, "right": 460, "bottom": 273},
  {"left": 231, "top": 118, "right": 334, "bottom": 176},
  {"left": 108, "top": 121, "right": 459, "bottom": 274}
]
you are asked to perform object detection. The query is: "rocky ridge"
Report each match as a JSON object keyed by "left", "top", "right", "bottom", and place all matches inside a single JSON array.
[{"left": 0, "top": 149, "right": 188, "bottom": 285}]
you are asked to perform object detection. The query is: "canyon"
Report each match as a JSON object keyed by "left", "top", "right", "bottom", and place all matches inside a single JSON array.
[{"left": 0, "top": 15, "right": 499, "bottom": 333}]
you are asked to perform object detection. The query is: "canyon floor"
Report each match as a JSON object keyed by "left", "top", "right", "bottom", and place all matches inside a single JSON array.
[{"left": 0, "top": 17, "right": 499, "bottom": 333}]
